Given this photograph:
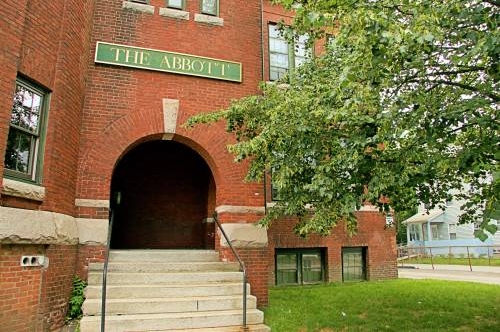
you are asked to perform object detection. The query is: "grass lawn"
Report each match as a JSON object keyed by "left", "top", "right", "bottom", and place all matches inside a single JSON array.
[
  {"left": 399, "top": 257, "right": 500, "bottom": 266},
  {"left": 263, "top": 279, "right": 500, "bottom": 332}
]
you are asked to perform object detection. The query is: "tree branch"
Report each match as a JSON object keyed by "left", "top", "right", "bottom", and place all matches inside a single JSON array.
[{"left": 432, "top": 80, "right": 499, "bottom": 102}]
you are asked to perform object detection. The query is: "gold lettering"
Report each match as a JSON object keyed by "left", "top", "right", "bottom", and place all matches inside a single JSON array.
[
  {"left": 172, "top": 57, "right": 182, "bottom": 70},
  {"left": 207, "top": 62, "right": 213, "bottom": 74},
  {"left": 221, "top": 64, "right": 227, "bottom": 76},
  {"left": 191, "top": 60, "right": 204, "bottom": 72},
  {"left": 110, "top": 47, "right": 126, "bottom": 62},
  {"left": 182, "top": 58, "right": 191, "bottom": 71},
  {"left": 124, "top": 50, "right": 135, "bottom": 63},
  {"left": 161, "top": 55, "right": 171, "bottom": 68},
  {"left": 140, "top": 52, "right": 151, "bottom": 65}
]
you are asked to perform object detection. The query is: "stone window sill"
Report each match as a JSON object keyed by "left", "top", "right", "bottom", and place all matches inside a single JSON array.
[
  {"left": 159, "top": 7, "right": 189, "bottom": 20},
  {"left": 122, "top": 1, "right": 154, "bottom": 14},
  {"left": 194, "top": 13, "right": 224, "bottom": 26},
  {"left": 2, "top": 178, "right": 46, "bottom": 201}
]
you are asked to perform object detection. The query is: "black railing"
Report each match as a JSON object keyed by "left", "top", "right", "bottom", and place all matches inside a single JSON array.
[
  {"left": 213, "top": 214, "right": 248, "bottom": 330},
  {"left": 100, "top": 209, "right": 114, "bottom": 332}
]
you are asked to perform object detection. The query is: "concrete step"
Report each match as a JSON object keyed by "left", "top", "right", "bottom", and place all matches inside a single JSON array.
[
  {"left": 89, "top": 261, "right": 240, "bottom": 273},
  {"left": 85, "top": 283, "right": 250, "bottom": 299},
  {"left": 79, "top": 309, "right": 265, "bottom": 332},
  {"left": 87, "top": 271, "right": 244, "bottom": 285},
  {"left": 142, "top": 324, "right": 271, "bottom": 332},
  {"left": 83, "top": 294, "right": 257, "bottom": 315},
  {"left": 108, "top": 249, "right": 220, "bottom": 263}
]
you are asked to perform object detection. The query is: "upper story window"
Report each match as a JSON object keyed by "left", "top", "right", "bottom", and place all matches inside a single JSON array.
[
  {"left": 167, "top": 0, "right": 184, "bottom": 9},
  {"left": 201, "top": 0, "right": 218, "bottom": 16},
  {"left": 4, "top": 78, "right": 49, "bottom": 183},
  {"left": 268, "top": 24, "right": 310, "bottom": 81}
]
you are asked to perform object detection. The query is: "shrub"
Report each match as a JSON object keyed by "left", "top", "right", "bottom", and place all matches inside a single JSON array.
[{"left": 66, "top": 276, "right": 87, "bottom": 321}]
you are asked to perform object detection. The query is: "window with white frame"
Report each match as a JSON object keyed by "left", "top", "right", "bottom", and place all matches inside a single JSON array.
[
  {"left": 268, "top": 24, "right": 310, "bottom": 81},
  {"left": 201, "top": 0, "right": 218, "bottom": 16},
  {"left": 4, "top": 78, "right": 49, "bottom": 182},
  {"left": 409, "top": 224, "right": 421, "bottom": 241},
  {"left": 449, "top": 223, "right": 457, "bottom": 240}
]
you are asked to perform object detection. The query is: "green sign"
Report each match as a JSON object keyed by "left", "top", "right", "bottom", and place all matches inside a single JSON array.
[{"left": 94, "top": 42, "right": 242, "bottom": 82}]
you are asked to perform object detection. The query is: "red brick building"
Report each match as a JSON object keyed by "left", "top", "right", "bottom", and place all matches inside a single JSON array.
[{"left": 0, "top": 1, "right": 397, "bottom": 330}]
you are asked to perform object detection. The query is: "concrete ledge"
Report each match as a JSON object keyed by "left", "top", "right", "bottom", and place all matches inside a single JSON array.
[
  {"left": 215, "top": 205, "right": 265, "bottom": 215},
  {"left": 2, "top": 178, "right": 46, "bottom": 201},
  {"left": 159, "top": 7, "right": 189, "bottom": 20},
  {"left": 76, "top": 218, "right": 108, "bottom": 245},
  {"left": 122, "top": 1, "right": 154, "bottom": 14},
  {"left": 0, "top": 206, "right": 78, "bottom": 245},
  {"left": 220, "top": 223, "right": 268, "bottom": 248},
  {"left": 75, "top": 199, "right": 110, "bottom": 208},
  {"left": 194, "top": 13, "right": 224, "bottom": 26}
]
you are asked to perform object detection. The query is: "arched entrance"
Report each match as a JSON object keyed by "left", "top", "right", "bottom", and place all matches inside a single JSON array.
[{"left": 110, "top": 140, "right": 215, "bottom": 249}]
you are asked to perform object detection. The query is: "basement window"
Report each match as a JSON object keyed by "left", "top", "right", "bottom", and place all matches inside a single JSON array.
[
  {"left": 275, "top": 248, "right": 324, "bottom": 286},
  {"left": 342, "top": 247, "right": 367, "bottom": 282}
]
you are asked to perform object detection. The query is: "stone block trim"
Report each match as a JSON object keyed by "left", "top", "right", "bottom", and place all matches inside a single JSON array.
[
  {"left": 75, "top": 198, "right": 110, "bottom": 208},
  {"left": 122, "top": 0, "right": 154, "bottom": 14},
  {"left": 216, "top": 205, "right": 266, "bottom": 215},
  {"left": 194, "top": 13, "right": 224, "bottom": 26},
  {"left": 76, "top": 218, "right": 108, "bottom": 245},
  {"left": 159, "top": 7, "right": 190, "bottom": 20},
  {"left": 0, "top": 207, "right": 78, "bottom": 245},
  {"left": 220, "top": 223, "right": 268, "bottom": 248},
  {"left": 1, "top": 178, "right": 46, "bottom": 201},
  {"left": 163, "top": 98, "right": 180, "bottom": 134}
]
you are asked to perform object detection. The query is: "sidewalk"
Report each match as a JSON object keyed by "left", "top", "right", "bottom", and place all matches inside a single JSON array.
[{"left": 398, "top": 264, "right": 500, "bottom": 285}]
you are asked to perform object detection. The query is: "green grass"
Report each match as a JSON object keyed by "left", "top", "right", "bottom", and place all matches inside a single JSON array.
[
  {"left": 400, "top": 257, "right": 500, "bottom": 266},
  {"left": 263, "top": 280, "right": 500, "bottom": 332}
]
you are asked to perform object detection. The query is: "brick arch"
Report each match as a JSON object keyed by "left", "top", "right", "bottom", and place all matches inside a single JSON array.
[{"left": 76, "top": 108, "right": 223, "bottom": 202}]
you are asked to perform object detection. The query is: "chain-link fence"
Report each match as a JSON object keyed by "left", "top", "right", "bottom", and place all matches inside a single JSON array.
[{"left": 397, "top": 244, "right": 500, "bottom": 271}]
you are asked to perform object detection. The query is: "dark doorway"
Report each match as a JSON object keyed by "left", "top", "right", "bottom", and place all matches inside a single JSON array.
[{"left": 110, "top": 140, "right": 215, "bottom": 249}]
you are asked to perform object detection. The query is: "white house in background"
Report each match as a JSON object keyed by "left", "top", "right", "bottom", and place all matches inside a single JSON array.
[{"left": 403, "top": 200, "right": 500, "bottom": 256}]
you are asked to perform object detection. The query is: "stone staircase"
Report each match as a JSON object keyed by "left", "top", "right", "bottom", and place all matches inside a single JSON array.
[{"left": 80, "top": 250, "right": 270, "bottom": 332}]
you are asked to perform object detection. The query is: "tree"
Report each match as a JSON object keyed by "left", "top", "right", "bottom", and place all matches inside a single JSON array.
[{"left": 186, "top": 0, "right": 499, "bottom": 238}]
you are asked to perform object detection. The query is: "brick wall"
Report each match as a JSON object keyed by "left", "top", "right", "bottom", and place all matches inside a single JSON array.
[
  {"left": 0, "top": 0, "right": 94, "bottom": 215},
  {"left": 220, "top": 247, "right": 269, "bottom": 308},
  {"left": 267, "top": 211, "right": 398, "bottom": 285},
  {"left": 0, "top": 244, "right": 78, "bottom": 332},
  {"left": 76, "top": 245, "right": 106, "bottom": 281},
  {"left": 77, "top": 0, "right": 264, "bottom": 208}
]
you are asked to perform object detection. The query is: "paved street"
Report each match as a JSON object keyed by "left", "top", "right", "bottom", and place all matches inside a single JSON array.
[{"left": 398, "top": 264, "right": 500, "bottom": 285}]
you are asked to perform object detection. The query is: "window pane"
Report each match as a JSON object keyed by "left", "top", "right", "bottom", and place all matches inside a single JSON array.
[
  {"left": 269, "top": 24, "right": 290, "bottom": 81},
  {"left": 201, "top": 0, "right": 217, "bottom": 15},
  {"left": 342, "top": 248, "right": 366, "bottom": 282},
  {"left": 276, "top": 253, "right": 298, "bottom": 285},
  {"left": 5, "top": 128, "right": 35, "bottom": 174},
  {"left": 11, "top": 85, "right": 41, "bottom": 133},
  {"left": 167, "top": 0, "right": 183, "bottom": 8},
  {"left": 302, "top": 253, "right": 322, "bottom": 283},
  {"left": 294, "top": 34, "right": 309, "bottom": 67}
]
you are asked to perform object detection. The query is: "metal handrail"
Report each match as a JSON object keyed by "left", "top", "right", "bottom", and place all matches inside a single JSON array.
[
  {"left": 213, "top": 213, "right": 248, "bottom": 330},
  {"left": 100, "top": 209, "right": 114, "bottom": 332}
]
